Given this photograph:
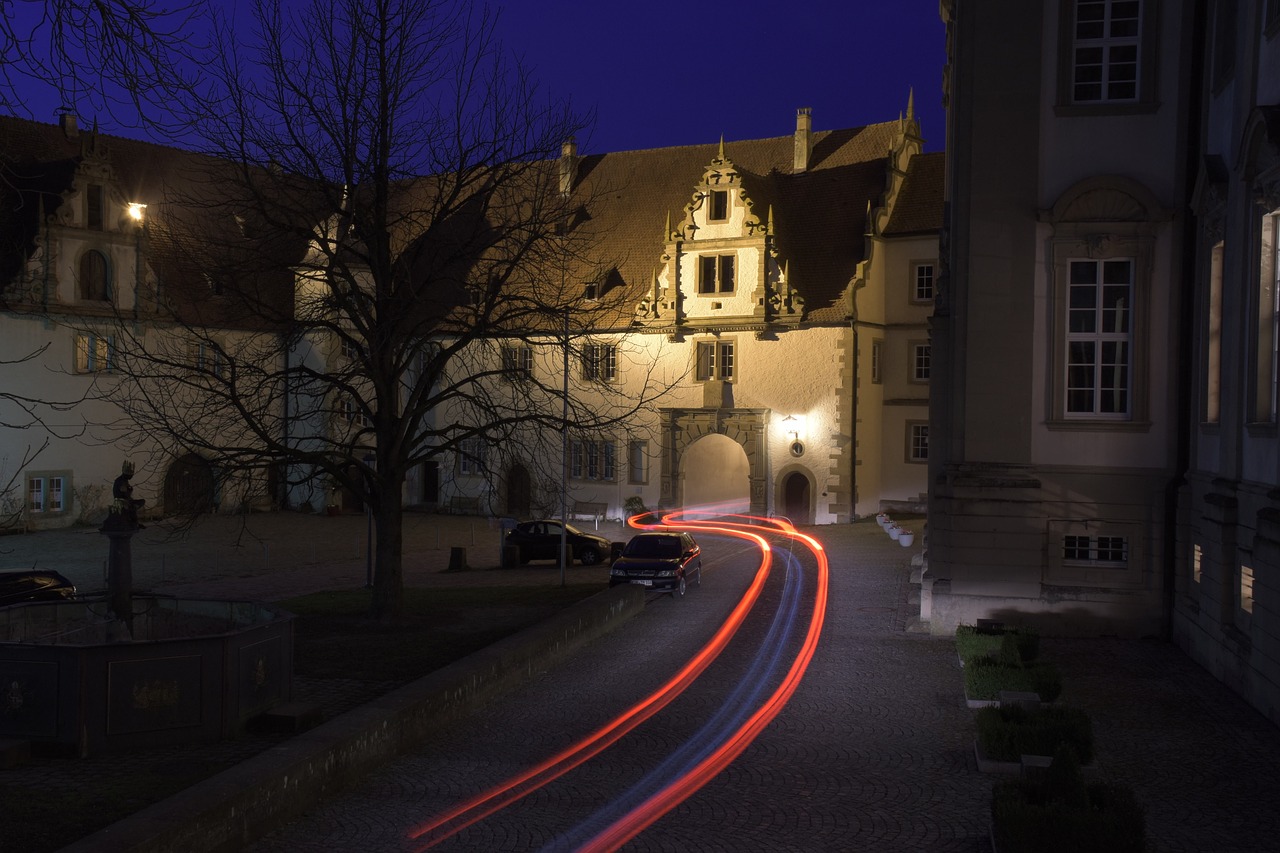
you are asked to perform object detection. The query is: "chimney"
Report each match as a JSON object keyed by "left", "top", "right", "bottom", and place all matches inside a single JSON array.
[
  {"left": 793, "top": 107, "right": 812, "bottom": 173},
  {"left": 58, "top": 109, "right": 78, "bottom": 140},
  {"left": 559, "top": 137, "right": 578, "bottom": 196}
]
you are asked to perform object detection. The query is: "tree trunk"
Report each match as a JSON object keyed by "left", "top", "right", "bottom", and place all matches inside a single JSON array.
[{"left": 369, "top": 478, "right": 404, "bottom": 621}]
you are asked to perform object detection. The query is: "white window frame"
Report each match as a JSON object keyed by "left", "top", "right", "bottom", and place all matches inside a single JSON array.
[
  {"left": 906, "top": 422, "right": 929, "bottom": 463},
  {"left": 582, "top": 342, "right": 617, "bottom": 383},
  {"left": 75, "top": 333, "right": 115, "bottom": 373},
  {"left": 1062, "top": 533, "right": 1129, "bottom": 566},
  {"left": 27, "top": 472, "right": 69, "bottom": 514},
  {"left": 1253, "top": 208, "right": 1280, "bottom": 423},
  {"left": 569, "top": 438, "right": 616, "bottom": 482},
  {"left": 458, "top": 437, "right": 487, "bottom": 476},
  {"left": 707, "top": 190, "right": 729, "bottom": 222},
  {"left": 341, "top": 397, "right": 371, "bottom": 429},
  {"left": 910, "top": 342, "right": 931, "bottom": 383},
  {"left": 1069, "top": 0, "right": 1142, "bottom": 104},
  {"left": 911, "top": 262, "right": 935, "bottom": 303},
  {"left": 1065, "top": 258, "right": 1133, "bottom": 419},
  {"left": 695, "top": 339, "right": 735, "bottom": 382},
  {"left": 501, "top": 344, "right": 534, "bottom": 380}
]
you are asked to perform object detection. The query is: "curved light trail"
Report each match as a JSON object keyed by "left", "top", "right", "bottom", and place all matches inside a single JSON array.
[{"left": 408, "top": 508, "right": 829, "bottom": 852}]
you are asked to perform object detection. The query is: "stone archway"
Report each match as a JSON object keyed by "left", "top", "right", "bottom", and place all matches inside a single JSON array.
[
  {"left": 661, "top": 408, "right": 768, "bottom": 516},
  {"left": 164, "top": 453, "right": 214, "bottom": 515},
  {"left": 680, "top": 434, "right": 750, "bottom": 516}
]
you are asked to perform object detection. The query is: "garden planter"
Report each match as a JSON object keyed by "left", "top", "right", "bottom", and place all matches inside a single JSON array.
[
  {"left": 899, "top": 531, "right": 915, "bottom": 547},
  {"left": 887, "top": 525, "right": 902, "bottom": 541}
]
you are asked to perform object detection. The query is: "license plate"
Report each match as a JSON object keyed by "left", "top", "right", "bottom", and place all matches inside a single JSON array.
[{"left": 630, "top": 579, "right": 652, "bottom": 587}]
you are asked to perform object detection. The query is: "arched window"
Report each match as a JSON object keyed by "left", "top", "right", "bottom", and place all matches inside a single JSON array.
[{"left": 78, "top": 250, "right": 111, "bottom": 302}]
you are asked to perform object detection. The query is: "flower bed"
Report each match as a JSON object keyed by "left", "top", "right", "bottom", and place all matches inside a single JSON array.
[
  {"left": 976, "top": 704, "right": 1093, "bottom": 764},
  {"left": 964, "top": 655, "right": 1062, "bottom": 703},
  {"left": 991, "top": 747, "right": 1143, "bottom": 853},
  {"left": 956, "top": 623, "right": 1039, "bottom": 666}
]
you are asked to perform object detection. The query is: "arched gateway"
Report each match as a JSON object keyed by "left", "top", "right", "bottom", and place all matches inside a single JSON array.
[{"left": 660, "top": 408, "right": 769, "bottom": 517}]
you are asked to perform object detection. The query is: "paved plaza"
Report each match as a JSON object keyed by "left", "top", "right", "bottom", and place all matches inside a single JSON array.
[{"left": 3, "top": 512, "right": 1280, "bottom": 851}]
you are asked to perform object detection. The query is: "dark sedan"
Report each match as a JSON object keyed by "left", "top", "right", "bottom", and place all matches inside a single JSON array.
[
  {"left": 609, "top": 531, "right": 702, "bottom": 596},
  {"left": 0, "top": 570, "right": 78, "bottom": 607},
  {"left": 505, "top": 520, "right": 612, "bottom": 566}
]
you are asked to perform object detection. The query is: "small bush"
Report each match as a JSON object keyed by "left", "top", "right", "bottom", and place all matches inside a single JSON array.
[
  {"left": 964, "top": 656, "right": 1062, "bottom": 702},
  {"left": 976, "top": 705, "right": 1094, "bottom": 764},
  {"left": 623, "top": 495, "right": 649, "bottom": 519},
  {"left": 992, "top": 746, "right": 1144, "bottom": 853},
  {"left": 955, "top": 623, "right": 1039, "bottom": 665}
]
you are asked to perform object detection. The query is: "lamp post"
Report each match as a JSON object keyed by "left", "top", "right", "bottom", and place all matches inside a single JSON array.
[
  {"left": 363, "top": 451, "right": 375, "bottom": 589},
  {"left": 560, "top": 306, "right": 569, "bottom": 588}
]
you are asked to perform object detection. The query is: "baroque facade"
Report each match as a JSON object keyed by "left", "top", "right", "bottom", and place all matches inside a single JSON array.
[{"left": 930, "top": 0, "right": 1280, "bottom": 725}]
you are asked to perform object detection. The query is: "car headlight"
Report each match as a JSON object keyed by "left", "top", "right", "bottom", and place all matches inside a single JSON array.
[
  {"left": 657, "top": 570, "right": 676, "bottom": 577},
  {"left": 610, "top": 568, "right": 626, "bottom": 576}
]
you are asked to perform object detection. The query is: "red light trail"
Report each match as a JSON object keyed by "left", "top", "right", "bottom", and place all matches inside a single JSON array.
[{"left": 408, "top": 508, "right": 829, "bottom": 851}]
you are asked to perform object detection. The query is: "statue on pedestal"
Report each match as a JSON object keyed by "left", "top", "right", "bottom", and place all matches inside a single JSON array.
[{"left": 108, "top": 460, "right": 145, "bottom": 529}]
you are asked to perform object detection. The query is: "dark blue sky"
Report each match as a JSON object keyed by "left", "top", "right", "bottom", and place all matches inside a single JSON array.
[
  {"left": 9, "top": 0, "right": 946, "bottom": 155},
  {"left": 494, "top": 1, "right": 946, "bottom": 155}
]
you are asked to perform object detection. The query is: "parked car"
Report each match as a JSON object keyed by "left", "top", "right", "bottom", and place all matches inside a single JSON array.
[
  {"left": 505, "top": 520, "right": 612, "bottom": 566},
  {"left": 609, "top": 531, "right": 702, "bottom": 597},
  {"left": 0, "top": 570, "right": 78, "bottom": 607}
]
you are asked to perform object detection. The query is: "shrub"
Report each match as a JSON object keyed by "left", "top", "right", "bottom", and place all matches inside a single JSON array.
[
  {"left": 955, "top": 623, "right": 1039, "bottom": 665},
  {"left": 992, "top": 746, "right": 1144, "bottom": 853},
  {"left": 623, "top": 495, "right": 649, "bottom": 519},
  {"left": 976, "top": 704, "right": 1094, "bottom": 764},
  {"left": 964, "top": 656, "right": 1062, "bottom": 702}
]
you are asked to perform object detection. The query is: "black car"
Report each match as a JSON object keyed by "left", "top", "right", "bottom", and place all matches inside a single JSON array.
[
  {"left": 609, "top": 531, "right": 702, "bottom": 596},
  {"left": 0, "top": 570, "right": 78, "bottom": 607},
  {"left": 506, "top": 520, "right": 612, "bottom": 566}
]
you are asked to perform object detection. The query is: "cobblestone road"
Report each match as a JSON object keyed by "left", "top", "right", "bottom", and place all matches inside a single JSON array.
[{"left": 4, "top": 514, "right": 1280, "bottom": 851}]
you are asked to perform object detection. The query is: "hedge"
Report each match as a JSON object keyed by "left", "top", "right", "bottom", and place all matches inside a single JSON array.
[{"left": 975, "top": 704, "right": 1094, "bottom": 764}]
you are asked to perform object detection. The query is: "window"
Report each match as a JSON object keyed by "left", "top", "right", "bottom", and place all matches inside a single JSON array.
[
  {"left": 458, "top": 437, "right": 487, "bottom": 475},
  {"left": 582, "top": 343, "right": 617, "bottom": 382},
  {"left": 87, "top": 184, "right": 104, "bottom": 230},
  {"left": 1269, "top": 0, "right": 1280, "bottom": 32},
  {"left": 708, "top": 190, "right": 729, "bottom": 222},
  {"left": 871, "top": 339, "right": 883, "bottom": 384},
  {"left": 1069, "top": 0, "right": 1142, "bottom": 103},
  {"left": 75, "top": 333, "right": 114, "bottom": 373},
  {"left": 501, "top": 345, "right": 533, "bottom": 380},
  {"left": 907, "top": 422, "right": 929, "bottom": 463},
  {"left": 195, "top": 341, "right": 225, "bottom": 378},
  {"left": 1206, "top": 242, "right": 1224, "bottom": 423},
  {"left": 1241, "top": 563, "right": 1255, "bottom": 615},
  {"left": 1063, "top": 534, "right": 1128, "bottom": 565},
  {"left": 628, "top": 439, "right": 648, "bottom": 484},
  {"left": 1254, "top": 208, "right": 1280, "bottom": 422},
  {"left": 698, "top": 254, "right": 735, "bottom": 294},
  {"left": 1066, "top": 259, "right": 1132, "bottom": 417},
  {"left": 27, "top": 474, "right": 67, "bottom": 514},
  {"left": 912, "top": 263, "right": 935, "bottom": 303},
  {"left": 571, "top": 439, "right": 616, "bottom": 481},
  {"left": 696, "top": 339, "right": 735, "bottom": 381},
  {"left": 78, "top": 250, "right": 111, "bottom": 301},
  {"left": 340, "top": 337, "right": 364, "bottom": 362},
  {"left": 341, "top": 397, "right": 370, "bottom": 428},
  {"left": 911, "top": 343, "right": 931, "bottom": 382},
  {"left": 1192, "top": 543, "right": 1203, "bottom": 584}
]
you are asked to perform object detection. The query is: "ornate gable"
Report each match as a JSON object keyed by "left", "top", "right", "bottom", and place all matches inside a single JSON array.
[{"left": 633, "top": 140, "right": 803, "bottom": 333}]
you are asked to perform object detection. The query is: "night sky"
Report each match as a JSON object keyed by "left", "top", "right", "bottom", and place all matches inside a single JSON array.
[{"left": 7, "top": 0, "right": 946, "bottom": 155}]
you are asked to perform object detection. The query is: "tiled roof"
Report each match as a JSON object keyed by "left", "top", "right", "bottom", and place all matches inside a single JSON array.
[{"left": 883, "top": 151, "right": 945, "bottom": 237}]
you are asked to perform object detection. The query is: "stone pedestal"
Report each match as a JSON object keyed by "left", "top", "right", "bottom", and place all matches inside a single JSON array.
[{"left": 99, "top": 513, "right": 139, "bottom": 634}]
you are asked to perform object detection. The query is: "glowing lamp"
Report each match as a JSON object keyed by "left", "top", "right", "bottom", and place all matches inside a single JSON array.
[{"left": 127, "top": 202, "right": 147, "bottom": 222}]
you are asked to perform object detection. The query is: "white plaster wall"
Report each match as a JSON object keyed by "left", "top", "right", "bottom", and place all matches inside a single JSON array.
[{"left": 678, "top": 246, "right": 761, "bottom": 319}]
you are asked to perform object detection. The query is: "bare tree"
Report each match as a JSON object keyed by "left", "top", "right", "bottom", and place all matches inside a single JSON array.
[
  {"left": 103, "top": 0, "right": 674, "bottom": 619},
  {"left": 0, "top": 0, "right": 199, "bottom": 123}
]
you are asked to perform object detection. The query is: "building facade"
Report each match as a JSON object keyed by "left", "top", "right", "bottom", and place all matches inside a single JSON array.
[{"left": 930, "top": 0, "right": 1280, "bottom": 725}]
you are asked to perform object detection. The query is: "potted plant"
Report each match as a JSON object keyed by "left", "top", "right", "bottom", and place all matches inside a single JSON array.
[{"left": 991, "top": 746, "right": 1144, "bottom": 852}]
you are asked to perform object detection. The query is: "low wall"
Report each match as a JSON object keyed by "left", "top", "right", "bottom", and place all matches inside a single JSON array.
[{"left": 61, "top": 583, "right": 646, "bottom": 853}]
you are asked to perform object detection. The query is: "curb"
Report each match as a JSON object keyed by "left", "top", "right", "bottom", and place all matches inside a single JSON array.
[{"left": 58, "top": 583, "right": 646, "bottom": 853}]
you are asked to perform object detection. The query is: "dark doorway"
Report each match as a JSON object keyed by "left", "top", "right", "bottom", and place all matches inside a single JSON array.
[
  {"left": 782, "top": 471, "right": 810, "bottom": 524},
  {"left": 164, "top": 453, "right": 214, "bottom": 515},
  {"left": 421, "top": 461, "right": 439, "bottom": 505},
  {"left": 507, "top": 463, "right": 532, "bottom": 518},
  {"left": 338, "top": 464, "right": 364, "bottom": 513}
]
